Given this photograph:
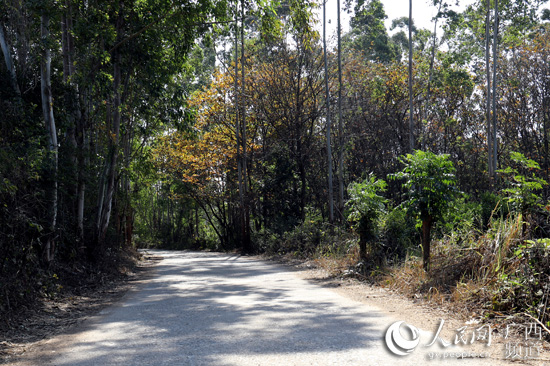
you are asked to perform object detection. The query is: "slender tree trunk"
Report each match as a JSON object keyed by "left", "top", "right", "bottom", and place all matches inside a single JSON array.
[
  {"left": 97, "top": 14, "right": 123, "bottom": 249},
  {"left": 421, "top": 0, "right": 442, "bottom": 149},
  {"left": 492, "top": 0, "right": 498, "bottom": 174},
  {"left": 234, "top": 13, "right": 243, "bottom": 236},
  {"left": 195, "top": 204, "right": 200, "bottom": 239},
  {"left": 544, "top": 83, "right": 550, "bottom": 182},
  {"left": 61, "top": 10, "right": 71, "bottom": 83},
  {"left": 77, "top": 88, "right": 91, "bottom": 247},
  {"left": 76, "top": 146, "right": 86, "bottom": 246},
  {"left": 408, "top": 0, "right": 415, "bottom": 151},
  {"left": 486, "top": 0, "right": 493, "bottom": 179},
  {"left": 298, "top": 154, "right": 307, "bottom": 222},
  {"left": 62, "top": 0, "right": 82, "bottom": 245},
  {"left": 421, "top": 215, "right": 433, "bottom": 271},
  {"left": 234, "top": 2, "right": 249, "bottom": 252},
  {"left": 0, "top": 24, "right": 21, "bottom": 96},
  {"left": 240, "top": 0, "right": 251, "bottom": 252},
  {"left": 323, "top": 0, "right": 334, "bottom": 223},
  {"left": 40, "top": 13, "right": 58, "bottom": 264},
  {"left": 337, "top": 0, "right": 344, "bottom": 221},
  {"left": 121, "top": 117, "right": 133, "bottom": 247},
  {"left": 294, "top": 60, "right": 307, "bottom": 223}
]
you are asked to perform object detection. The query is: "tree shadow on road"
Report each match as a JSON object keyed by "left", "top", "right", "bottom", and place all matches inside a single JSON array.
[{"left": 15, "top": 251, "right": 387, "bottom": 366}]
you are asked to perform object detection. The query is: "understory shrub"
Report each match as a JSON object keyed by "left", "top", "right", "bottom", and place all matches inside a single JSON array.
[
  {"left": 346, "top": 174, "right": 387, "bottom": 261},
  {"left": 379, "top": 206, "right": 419, "bottom": 261},
  {"left": 256, "top": 211, "right": 345, "bottom": 258},
  {"left": 434, "top": 194, "right": 482, "bottom": 245}
]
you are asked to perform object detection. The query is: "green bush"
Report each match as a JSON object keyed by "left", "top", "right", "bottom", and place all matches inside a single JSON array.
[
  {"left": 498, "top": 152, "right": 547, "bottom": 214},
  {"left": 380, "top": 206, "right": 419, "bottom": 260},
  {"left": 434, "top": 194, "right": 482, "bottom": 242},
  {"left": 256, "top": 211, "right": 335, "bottom": 257},
  {"left": 346, "top": 173, "right": 388, "bottom": 261},
  {"left": 389, "top": 150, "right": 459, "bottom": 270}
]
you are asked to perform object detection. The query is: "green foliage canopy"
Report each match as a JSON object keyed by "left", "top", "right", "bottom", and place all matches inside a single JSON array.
[
  {"left": 498, "top": 152, "right": 548, "bottom": 213},
  {"left": 346, "top": 173, "right": 387, "bottom": 240},
  {"left": 390, "top": 150, "right": 458, "bottom": 221}
]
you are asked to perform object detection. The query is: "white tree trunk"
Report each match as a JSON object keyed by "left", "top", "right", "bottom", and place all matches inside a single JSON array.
[
  {"left": 0, "top": 23, "right": 21, "bottom": 96},
  {"left": 408, "top": 0, "right": 415, "bottom": 151},
  {"left": 40, "top": 13, "right": 58, "bottom": 264},
  {"left": 485, "top": 0, "right": 493, "bottom": 178}
]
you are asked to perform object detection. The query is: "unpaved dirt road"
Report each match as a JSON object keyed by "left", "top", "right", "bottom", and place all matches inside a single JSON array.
[{"left": 18, "top": 251, "right": 546, "bottom": 365}]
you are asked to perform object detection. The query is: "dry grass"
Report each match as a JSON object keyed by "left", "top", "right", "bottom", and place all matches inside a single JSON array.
[
  {"left": 313, "top": 245, "right": 360, "bottom": 274},
  {"left": 381, "top": 214, "right": 529, "bottom": 319},
  {"left": 312, "top": 213, "right": 549, "bottom": 326}
]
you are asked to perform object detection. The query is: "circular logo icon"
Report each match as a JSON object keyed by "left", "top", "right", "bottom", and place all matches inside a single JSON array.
[{"left": 385, "top": 321, "right": 420, "bottom": 356}]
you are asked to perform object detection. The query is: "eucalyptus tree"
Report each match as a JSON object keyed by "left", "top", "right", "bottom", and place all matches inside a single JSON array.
[
  {"left": 441, "top": 0, "right": 547, "bottom": 180},
  {"left": 337, "top": 0, "right": 345, "bottom": 220},
  {"left": 0, "top": 0, "right": 231, "bottom": 258},
  {"left": 0, "top": 23, "right": 20, "bottom": 96},
  {"left": 39, "top": 3, "right": 58, "bottom": 263},
  {"left": 408, "top": 0, "right": 414, "bottom": 151},
  {"left": 323, "top": 0, "right": 334, "bottom": 223}
]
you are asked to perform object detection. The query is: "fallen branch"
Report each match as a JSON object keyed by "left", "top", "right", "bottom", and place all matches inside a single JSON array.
[{"left": 523, "top": 312, "right": 550, "bottom": 337}]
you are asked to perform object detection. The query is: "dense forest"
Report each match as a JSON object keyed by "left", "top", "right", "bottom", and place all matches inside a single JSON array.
[{"left": 2, "top": 0, "right": 550, "bottom": 324}]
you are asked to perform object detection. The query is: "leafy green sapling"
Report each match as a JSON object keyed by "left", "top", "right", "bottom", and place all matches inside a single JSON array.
[
  {"left": 497, "top": 152, "right": 547, "bottom": 214},
  {"left": 390, "top": 150, "right": 458, "bottom": 271},
  {"left": 346, "top": 173, "right": 388, "bottom": 261}
]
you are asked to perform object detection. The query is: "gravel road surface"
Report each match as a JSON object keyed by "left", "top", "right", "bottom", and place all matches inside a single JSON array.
[{"left": 44, "top": 251, "right": 526, "bottom": 365}]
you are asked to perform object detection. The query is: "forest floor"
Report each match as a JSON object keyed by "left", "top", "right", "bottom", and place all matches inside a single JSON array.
[
  {"left": 2, "top": 250, "right": 549, "bottom": 365},
  {"left": 0, "top": 250, "right": 160, "bottom": 365}
]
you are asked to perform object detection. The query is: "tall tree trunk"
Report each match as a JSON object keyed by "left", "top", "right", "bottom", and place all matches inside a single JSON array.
[
  {"left": 120, "top": 114, "right": 133, "bottom": 247},
  {"left": 408, "top": 0, "right": 415, "bottom": 151},
  {"left": 486, "top": 0, "right": 493, "bottom": 179},
  {"left": 421, "top": 215, "right": 433, "bottom": 271},
  {"left": 76, "top": 88, "right": 90, "bottom": 247},
  {"left": 492, "top": 0, "right": 498, "bottom": 174},
  {"left": 337, "top": 0, "right": 344, "bottom": 221},
  {"left": 96, "top": 14, "right": 123, "bottom": 249},
  {"left": 323, "top": 0, "right": 334, "bottom": 223},
  {"left": 544, "top": 84, "right": 550, "bottom": 183},
  {"left": 62, "top": 0, "right": 82, "bottom": 246},
  {"left": 61, "top": 3, "right": 72, "bottom": 83},
  {"left": 234, "top": 3, "right": 249, "bottom": 253},
  {"left": 0, "top": 24, "right": 21, "bottom": 96},
  {"left": 234, "top": 14, "right": 242, "bottom": 229},
  {"left": 40, "top": 13, "right": 58, "bottom": 264},
  {"left": 421, "top": 0, "right": 442, "bottom": 150},
  {"left": 240, "top": 0, "right": 251, "bottom": 252}
]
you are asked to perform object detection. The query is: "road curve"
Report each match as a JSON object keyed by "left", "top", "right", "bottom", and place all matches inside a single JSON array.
[{"left": 45, "top": 251, "right": 516, "bottom": 366}]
